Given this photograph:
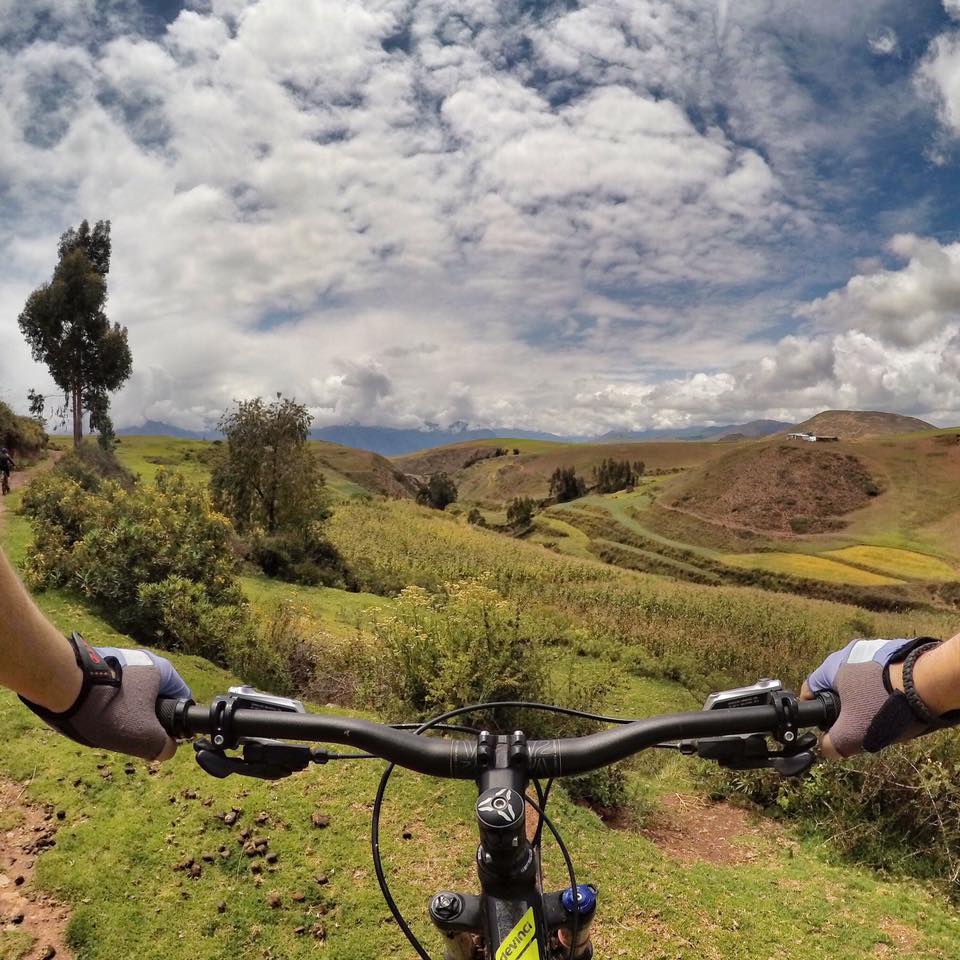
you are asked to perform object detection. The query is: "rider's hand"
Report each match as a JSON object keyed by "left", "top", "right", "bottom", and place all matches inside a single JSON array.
[
  {"left": 21, "top": 637, "right": 191, "bottom": 762},
  {"left": 800, "top": 637, "right": 957, "bottom": 759}
]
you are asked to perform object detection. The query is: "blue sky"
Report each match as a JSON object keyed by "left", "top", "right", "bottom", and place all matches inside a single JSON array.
[{"left": 2, "top": 0, "right": 960, "bottom": 433}]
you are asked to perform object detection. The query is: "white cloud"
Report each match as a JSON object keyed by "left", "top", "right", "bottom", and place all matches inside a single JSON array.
[
  {"left": 0, "top": 0, "right": 957, "bottom": 435},
  {"left": 868, "top": 27, "right": 899, "bottom": 57}
]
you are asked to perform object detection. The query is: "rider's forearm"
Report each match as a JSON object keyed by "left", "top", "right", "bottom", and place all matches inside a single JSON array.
[
  {"left": 889, "top": 632, "right": 960, "bottom": 716},
  {"left": 0, "top": 548, "right": 81, "bottom": 711}
]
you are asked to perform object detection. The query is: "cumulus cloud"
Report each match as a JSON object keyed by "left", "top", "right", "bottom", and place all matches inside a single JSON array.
[
  {"left": 0, "top": 0, "right": 957, "bottom": 435},
  {"left": 868, "top": 27, "right": 899, "bottom": 57}
]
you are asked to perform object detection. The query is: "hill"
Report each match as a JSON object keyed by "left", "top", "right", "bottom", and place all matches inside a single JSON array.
[
  {"left": 787, "top": 410, "right": 935, "bottom": 439},
  {"left": 665, "top": 440, "right": 880, "bottom": 535},
  {"left": 310, "top": 441, "right": 418, "bottom": 499},
  {"left": 455, "top": 440, "right": 735, "bottom": 504},
  {"left": 600, "top": 419, "right": 791, "bottom": 442},
  {"left": 310, "top": 424, "right": 571, "bottom": 456}
]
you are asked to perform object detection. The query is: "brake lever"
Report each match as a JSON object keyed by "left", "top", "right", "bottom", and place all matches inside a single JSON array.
[
  {"left": 682, "top": 731, "right": 819, "bottom": 778},
  {"left": 194, "top": 737, "right": 328, "bottom": 781}
]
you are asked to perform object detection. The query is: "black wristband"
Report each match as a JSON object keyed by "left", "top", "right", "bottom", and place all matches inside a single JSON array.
[{"left": 901, "top": 641, "right": 943, "bottom": 727}]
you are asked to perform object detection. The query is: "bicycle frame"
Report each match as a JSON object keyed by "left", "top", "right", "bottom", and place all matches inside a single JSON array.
[{"left": 428, "top": 732, "right": 591, "bottom": 960}]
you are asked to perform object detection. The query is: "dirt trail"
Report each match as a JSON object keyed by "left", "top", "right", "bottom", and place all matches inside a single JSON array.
[
  {"left": 0, "top": 452, "right": 62, "bottom": 524},
  {"left": 0, "top": 779, "right": 73, "bottom": 960},
  {"left": 0, "top": 451, "right": 74, "bottom": 957}
]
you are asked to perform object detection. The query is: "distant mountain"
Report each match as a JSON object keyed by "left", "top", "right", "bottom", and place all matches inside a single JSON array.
[
  {"left": 785, "top": 410, "right": 935, "bottom": 439},
  {"left": 309, "top": 425, "right": 571, "bottom": 456},
  {"left": 118, "top": 420, "right": 213, "bottom": 439},
  {"left": 599, "top": 420, "right": 791, "bottom": 443}
]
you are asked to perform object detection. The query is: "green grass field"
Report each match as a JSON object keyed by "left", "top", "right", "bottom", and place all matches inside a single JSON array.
[
  {"left": 5, "top": 439, "right": 960, "bottom": 957},
  {"left": 824, "top": 546, "right": 958, "bottom": 582},
  {"left": 722, "top": 552, "right": 906, "bottom": 586}
]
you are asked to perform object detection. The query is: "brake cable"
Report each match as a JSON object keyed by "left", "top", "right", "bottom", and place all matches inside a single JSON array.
[{"left": 371, "top": 700, "right": 636, "bottom": 960}]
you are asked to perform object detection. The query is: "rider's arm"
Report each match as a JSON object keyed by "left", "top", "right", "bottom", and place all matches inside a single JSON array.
[
  {"left": 802, "top": 631, "right": 960, "bottom": 759},
  {"left": 0, "top": 547, "right": 82, "bottom": 710},
  {"left": 0, "top": 547, "right": 188, "bottom": 761}
]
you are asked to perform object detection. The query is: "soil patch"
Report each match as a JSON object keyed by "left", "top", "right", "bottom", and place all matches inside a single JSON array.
[
  {"left": 669, "top": 442, "right": 879, "bottom": 535},
  {"left": 0, "top": 778, "right": 73, "bottom": 960},
  {"left": 641, "top": 793, "right": 777, "bottom": 866}
]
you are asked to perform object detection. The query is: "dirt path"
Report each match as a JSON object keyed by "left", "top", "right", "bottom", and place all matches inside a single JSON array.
[
  {"left": 0, "top": 452, "right": 62, "bottom": 525},
  {"left": 0, "top": 779, "right": 73, "bottom": 960},
  {"left": 0, "top": 451, "right": 74, "bottom": 957}
]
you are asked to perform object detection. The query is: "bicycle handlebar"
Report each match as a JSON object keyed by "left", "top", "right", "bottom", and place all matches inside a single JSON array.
[{"left": 157, "top": 693, "right": 838, "bottom": 779}]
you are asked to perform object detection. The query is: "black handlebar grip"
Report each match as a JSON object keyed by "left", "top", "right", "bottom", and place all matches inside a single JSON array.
[
  {"left": 817, "top": 690, "right": 841, "bottom": 729},
  {"left": 156, "top": 697, "right": 192, "bottom": 737}
]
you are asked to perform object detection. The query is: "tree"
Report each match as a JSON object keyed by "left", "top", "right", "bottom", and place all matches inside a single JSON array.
[
  {"left": 417, "top": 472, "right": 458, "bottom": 510},
  {"left": 593, "top": 458, "right": 644, "bottom": 494},
  {"left": 506, "top": 496, "right": 535, "bottom": 527},
  {"left": 548, "top": 466, "right": 585, "bottom": 503},
  {"left": 17, "top": 220, "right": 132, "bottom": 448},
  {"left": 211, "top": 395, "right": 329, "bottom": 535}
]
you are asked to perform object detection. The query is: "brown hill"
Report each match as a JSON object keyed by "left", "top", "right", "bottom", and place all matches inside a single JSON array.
[
  {"left": 393, "top": 442, "right": 521, "bottom": 478},
  {"left": 456, "top": 440, "right": 735, "bottom": 504},
  {"left": 311, "top": 441, "right": 418, "bottom": 499},
  {"left": 787, "top": 410, "right": 934, "bottom": 440},
  {"left": 667, "top": 440, "right": 881, "bottom": 534}
]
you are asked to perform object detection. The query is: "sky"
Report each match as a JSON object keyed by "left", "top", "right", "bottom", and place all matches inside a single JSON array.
[{"left": 3, "top": 0, "right": 960, "bottom": 435}]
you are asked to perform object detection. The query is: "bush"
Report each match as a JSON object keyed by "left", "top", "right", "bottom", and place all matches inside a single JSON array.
[
  {"left": 416, "top": 472, "right": 458, "bottom": 510},
  {"left": 0, "top": 400, "right": 46, "bottom": 461},
  {"left": 251, "top": 529, "right": 349, "bottom": 587},
  {"left": 506, "top": 497, "right": 536, "bottom": 528},
  {"left": 713, "top": 734, "right": 960, "bottom": 899},
  {"left": 22, "top": 468, "right": 252, "bottom": 663},
  {"left": 55, "top": 438, "right": 136, "bottom": 491},
  {"left": 467, "top": 507, "right": 487, "bottom": 527},
  {"left": 365, "top": 579, "right": 547, "bottom": 726}
]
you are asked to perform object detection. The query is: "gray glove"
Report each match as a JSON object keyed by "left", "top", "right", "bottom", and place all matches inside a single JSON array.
[
  {"left": 805, "top": 636, "right": 951, "bottom": 757},
  {"left": 21, "top": 633, "right": 192, "bottom": 761}
]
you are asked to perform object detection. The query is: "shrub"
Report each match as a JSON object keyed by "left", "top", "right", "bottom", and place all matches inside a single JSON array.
[
  {"left": 55, "top": 438, "right": 136, "bottom": 491},
  {"left": 22, "top": 468, "right": 251, "bottom": 663},
  {"left": 416, "top": 472, "right": 458, "bottom": 510},
  {"left": 0, "top": 400, "right": 46, "bottom": 461},
  {"left": 549, "top": 467, "right": 585, "bottom": 503},
  {"left": 506, "top": 497, "right": 536, "bottom": 528},
  {"left": 467, "top": 507, "right": 487, "bottom": 527},
  {"left": 365, "top": 579, "right": 548, "bottom": 726},
  {"left": 251, "top": 529, "right": 349, "bottom": 587}
]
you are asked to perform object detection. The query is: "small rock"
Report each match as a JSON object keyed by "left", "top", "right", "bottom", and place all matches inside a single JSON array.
[
  {"left": 217, "top": 902, "right": 227, "bottom": 914},
  {"left": 174, "top": 858, "right": 194, "bottom": 872},
  {"left": 56, "top": 810, "right": 66, "bottom": 821},
  {"left": 183, "top": 789, "right": 198, "bottom": 800},
  {"left": 223, "top": 811, "right": 239, "bottom": 827},
  {"left": 124, "top": 764, "right": 136, "bottom": 776},
  {"left": 11, "top": 913, "right": 24, "bottom": 925},
  {"left": 202, "top": 798, "right": 213, "bottom": 807},
  {"left": 402, "top": 831, "right": 413, "bottom": 840},
  {"left": 291, "top": 891, "right": 305, "bottom": 903},
  {"left": 314, "top": 875, "right": 328, "bottom": 886},
  {"left": 255, "top": 812, "right": 269, "bottom": 824},
  {"left": 267, "top": 893, "right": 282, "bottom": 909},
  {"left": 311, "top": 812, "right": 330, "bottom": 829},
  {"left": 251, "top": 863, "right": 262, "bottom": 875},
  {"left": 243, "top": 843, "right": 259, "bottom": 857},
  {"left": 293, "top": 926, "right": 305, "bottom": 936},
  {"left": 265, "top": 852, "right": 277, "bottom": 864},
  {"left": 39, "top": 947, "right": 56, "bottom": 960},
  {"left": 188, "top": 862, "right": 202, "bottom": 879},
  {"left": 240, "top": 828, "right": 251, "bottom": 840},
  {"left": 14, "top": 875, "right": 24, "bottom": 886},
  {"left": 201, "top": 853, "right": 215, "bottom": 863}
]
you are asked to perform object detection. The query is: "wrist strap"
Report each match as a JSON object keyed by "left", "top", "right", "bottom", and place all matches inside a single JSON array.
[
  {"left": 20, "top": 632, "right": 121, "bottom": 722},
  {"left": 901, "top": 641, "right": 944, "bottom": 726}
]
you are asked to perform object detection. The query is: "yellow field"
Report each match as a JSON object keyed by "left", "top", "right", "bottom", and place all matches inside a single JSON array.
[
  {"left": 722, "top": 552, "right": 905, "bottom": 586},
  {"left": 825, "top": 545, "right": 958, "bottom": 582}
]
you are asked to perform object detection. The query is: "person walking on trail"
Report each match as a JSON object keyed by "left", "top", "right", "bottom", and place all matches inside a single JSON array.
[{"left": 0, "top": 448, "right": 14, "bottom": 494}]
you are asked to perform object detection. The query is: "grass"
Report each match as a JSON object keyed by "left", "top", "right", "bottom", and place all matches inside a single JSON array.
[
  {"left": 0, "top": 931, "right": 35, "bottom": 960},
  {"left": 6, "top": 449, "right": 960, "bottom": 957},
  {"left": 240, "top": 574, "right": 387, "bottom": 636},
  {"left": 825, "top": 546, "right": 958, "bottom": 582},
  {"left": 722, "top": 552, "right": 906, "bottom": 587},
  {"left": 113, "top": 435, "right": 213, "bottom": 484}
]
